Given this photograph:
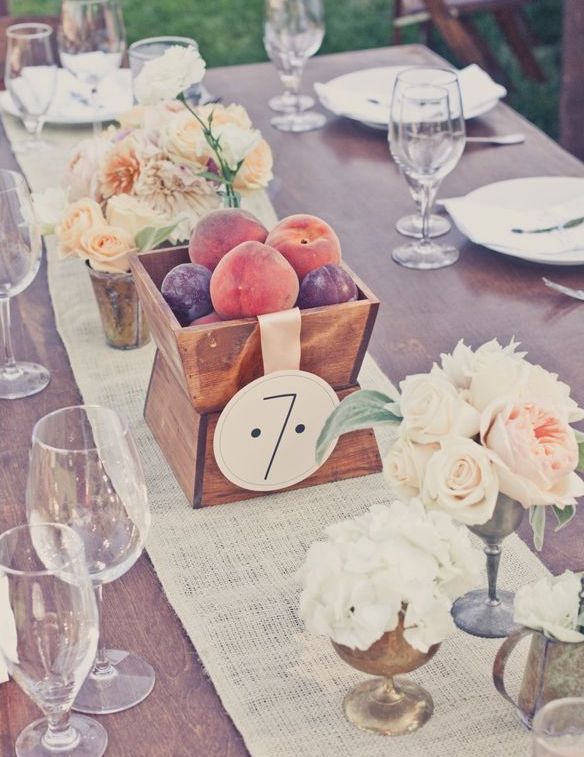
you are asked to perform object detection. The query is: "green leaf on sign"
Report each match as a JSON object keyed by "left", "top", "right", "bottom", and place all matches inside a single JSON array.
[
  {"left": 316, "top": 389, "right": 401, "bottom": 464},
  {"left": 528, "top": 505, "right": 546, "bottom": 552},
  {"left": 552, "top": 504, "right": 575, "bottom": 531},
  {"left": 135, "top": 222, "right": 181, "bottom": 252}
]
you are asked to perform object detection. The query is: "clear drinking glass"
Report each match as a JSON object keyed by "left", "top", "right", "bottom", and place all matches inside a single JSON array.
[
  {"left": 27, "top": 405, "right": 154, "bottom": 715},
  {"left": 0, "top": 523, "right": 106, "bottom": 756},
  {"left": 389, "top": 68, "right": 465, "bottom": 243},
  {"left": 264, "top": 0, "right": 326, "bottom": 132},
  {"left": 390, "top": 80, "right": 465, "bottom": 269},
  {"left": 0, "top": 170, "right": 50, "bottom": 400},
  {"left": 533, "top": 698, "right": 584, "bottom": 756},
  {"left": 5, "top": 23, "right": 58, "bottom": 154},
  {"left": 128, "top": 36, "right": 205, "bottom": 103},
  {"left": 58, "top": 0, "right": 126, "bottom": 137}
]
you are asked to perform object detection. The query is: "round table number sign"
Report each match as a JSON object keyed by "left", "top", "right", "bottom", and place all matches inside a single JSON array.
[{"left": 213, "top": 370, "right": 340, "bottom": 491}]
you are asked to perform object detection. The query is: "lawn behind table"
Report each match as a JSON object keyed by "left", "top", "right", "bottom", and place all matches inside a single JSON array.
[{"left": 20, "top": 0, "right": 562, "bottom": 138}]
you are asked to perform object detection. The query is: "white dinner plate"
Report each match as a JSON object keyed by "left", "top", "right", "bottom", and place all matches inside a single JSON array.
[
  {"left": 314, "top": 66, "right": 502, "bottom": 129},
  {"left": 452, "top": 176, "right": 584, "bottom": 266},
  {"left": 0, "top": 68, "right": 133, "bottom": 126}
]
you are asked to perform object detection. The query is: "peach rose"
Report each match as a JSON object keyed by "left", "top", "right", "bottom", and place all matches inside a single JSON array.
[
  {"left": 197, "top": 103, "right": 253, "bottom": 130},
  {"left": 64, "top": 137, "right": 111, "bottom": 202},
  {"left": 383, "top": 437, "right": 436, "bottom": 500},
  {"left": 481, "top": 400, "right": 584, "bottom": 508},
  {"left": 100, "top": 134, "right": 147, "bottom": 199},
  {"left": 105, "top": 194, "right": 168, "bottom": 239},
  {"left": 234, "top": 138, "right": 273, "bottom": 190},
  {"left": 161, "top": 111, "right": 208, "bottom": 170},
  {"left": 117, "top": 105, "right": 148, "bottom": 130},
  {"left": 55, "top": 199, "right": 106, "bottom": 257},
  {"left": 79, "top": 225, "right": 136, "bottom": 273}
]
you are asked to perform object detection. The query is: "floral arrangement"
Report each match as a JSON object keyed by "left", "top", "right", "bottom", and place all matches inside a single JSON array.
[
  {"left": 317, "top": 339, "right": 584, "bottom": 549},
  {"left": 32, "top": 45, "right": 273, "bottom": 274},
  {"left": 299, "top": 500, "right": 483, "bottom": 652},
  {"left": 514, "top": 571, "right": 584, "bottom": 642}
]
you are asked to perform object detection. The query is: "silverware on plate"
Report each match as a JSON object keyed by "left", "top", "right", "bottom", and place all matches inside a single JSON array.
[{"left": 542, "top": 277, "right": 584, "bottom": 301}]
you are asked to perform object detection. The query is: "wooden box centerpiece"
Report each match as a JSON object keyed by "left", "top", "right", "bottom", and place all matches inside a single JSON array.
[{"left": 130, "top": 245, "right": 382, "bottom": 507}]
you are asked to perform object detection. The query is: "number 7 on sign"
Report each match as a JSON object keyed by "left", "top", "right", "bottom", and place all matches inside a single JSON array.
[{"left": 261, "top": 393, "right": 299, "bottom": 481}]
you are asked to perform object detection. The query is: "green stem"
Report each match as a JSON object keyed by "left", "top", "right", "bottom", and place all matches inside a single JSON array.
[{"left": 512, "top": 215, "right": 584, "bottom": 234}]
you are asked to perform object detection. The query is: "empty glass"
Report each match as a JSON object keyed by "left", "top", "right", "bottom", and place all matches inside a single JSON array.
[
  {"left": 264, "top": 0, "right": 326, "bottom": 132},
  {"left": 390, "top": 75, "right": 465, "bottom": 269},
  {"left": 5, "top": 23, "right": 58, "bottom": 154},
  {"left": 58, "top": 0, "right": 126, "bottom": 137},
  {"left": 128, "top": 36, "right": 204, "bottom": 102},
  {"left": 0, "top": 170, "right": 50, "bottom": 400},
  {"left": 389, "top": 68, "right": 464, "bottom": 243},
  {"left": 27, "top": 405, "right": 154, "bottom": 715},
  {"left": 0, "top": 523, "right": 105, "bottom": 756},
  {"left": 532, "top": 698, "right": 584, "bottom": 756}
]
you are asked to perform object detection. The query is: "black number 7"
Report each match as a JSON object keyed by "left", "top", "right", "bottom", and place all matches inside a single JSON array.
[{"left": 263, "top": 393, "right": 297, "bottom": 481}]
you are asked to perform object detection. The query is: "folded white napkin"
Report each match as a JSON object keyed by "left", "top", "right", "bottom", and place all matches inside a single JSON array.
[
  {"left": 443, "top": 193, "right": 584, "bottom": 256},
  {"left": 314, "top": 63, "right": 506, "bottom": 123}
]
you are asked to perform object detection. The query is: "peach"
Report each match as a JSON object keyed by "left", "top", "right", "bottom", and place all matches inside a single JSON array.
[
  {"left": 210, "top": 241, "right": 299, "bottom": 319},
  {"left": 188, "top": 208, "right": 269, "bottom": 271},
  {"left": 265, "top": 213, "right": 341, "bottom": 280},
  {"left": 189, "top": 311, "right": 223, "bottom": 326}
]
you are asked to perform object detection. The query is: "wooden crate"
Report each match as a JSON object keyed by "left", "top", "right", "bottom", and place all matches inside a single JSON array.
[{"left": 130, "top": 246, "right": 382, "bottom": 507}]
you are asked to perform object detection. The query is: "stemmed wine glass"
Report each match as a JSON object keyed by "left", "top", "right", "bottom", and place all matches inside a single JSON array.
[
  {"left": 389, "top": 68, "right": 464, "bottom": 244},
  {"left": 0, "top": 170, "right": 50, "bottom": 400},
  {"left": 26, "top": 405, "right": 154, "bottom": 715},
  {"left": 4, "top": 23, "right": 58, "bottom": 154},
  {"left": 264, "top": 0, "right": 326, "bottom": 132},
  {"left": 57, "top": 0, "right": 126, "bottom": 137},
  {"left": 390, "top": 79, "right": 465, "bottom": 269},
  {"left": 0, "top": 523, "right": 106, "bottom": 756}
]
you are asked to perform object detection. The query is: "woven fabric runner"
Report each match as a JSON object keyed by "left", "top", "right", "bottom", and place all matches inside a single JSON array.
[{"left": 3, "top": 113, "right": 544, "bottom": 757}]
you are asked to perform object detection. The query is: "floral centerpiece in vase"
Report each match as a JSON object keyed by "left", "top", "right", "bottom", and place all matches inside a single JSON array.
[
  {"left": 33, "top": 44, "right": 273, "bottom": 348},
  {"left": 299, "top": 499, "right": 483, "bottom": 735},
  {"left": 317, "top": 339, "right": 584, "bottom": 639}
]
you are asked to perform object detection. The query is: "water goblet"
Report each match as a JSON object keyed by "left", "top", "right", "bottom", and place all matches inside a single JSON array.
[
  {"left": 532, "top": 698, "right": 584, "bottom": 756},
  {"left": 389, "top": 68, "right": 464, "bottom": 243},
  {"left": 0, "top": 523, "right": 106, "bottom": 756},
  {"left": 5, "top": 23, "right": 58, "bottom": 154},
  {"left": 58, "top": 0, "right": 126, "bottom": 137},
  {"left": 26, "top": 404, "right": 154, "bottom": 715},
  {"left": 0, "top": 169, "right": 50, "bottom": 399},
  {"left": 264, "top": 0, "right": 326, "bottom": 132},
  {"left": 390, "top": 82, "right": 465, "bottom": 269}
]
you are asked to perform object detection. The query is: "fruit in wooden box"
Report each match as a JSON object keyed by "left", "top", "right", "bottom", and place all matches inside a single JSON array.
[
  {"left": 266, "top": 213, "right": 342, "bottom": 280},
  {"left": 188, "top": 208, "right": 269, "bottom": 270},
  {"left": 161, "top": 263, "right": 212, "bottom": 325},
  {"left": 298, "top": 264, "right": 358, "bottom": 309}
]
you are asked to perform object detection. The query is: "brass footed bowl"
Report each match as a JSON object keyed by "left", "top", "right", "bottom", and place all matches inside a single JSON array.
[{"left": 332, "top": 614, "right": 439, "bottom": 736}]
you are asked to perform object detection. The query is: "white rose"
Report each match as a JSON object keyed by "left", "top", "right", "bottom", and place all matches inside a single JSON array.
[
  {"left": 64, "top": 136, "right": 111, "bottom": 202},
  {"left": 399, "top": 373, "right": 480, "bottom": 444},
  {"left": 32, "top": 187, "right": 68, "bottom": 234},
  {"left": 514, "top": 571, "right": 584, "bottom": 642},
  {"left": 383, "top": 437, "right": 436, "bottom": 500},
  {"left": 134, "top": 45, "right": 206, "bottom": 105},
  {"left": 436, "top": 337, "right": 526, "bottom": 390},
  {"left": 421, "top": 437, "right": 499, "bottom": 525},
  {"left": 161, "top": 110, "right": 209, "bottom": 170},
  {"left": 105, "top": 194, "right": 169, "bottom": 239},
  {"left": 214, "top": 122, "right": 262, "bottom": 167}
]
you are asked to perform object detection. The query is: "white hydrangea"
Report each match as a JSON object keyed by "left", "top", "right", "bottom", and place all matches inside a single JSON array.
[
  {"left": 134, "top": 45, "right": 206, "bottom": 106},
  {"left": 514, "top": 571, "right": 584, "bottom": 642}
]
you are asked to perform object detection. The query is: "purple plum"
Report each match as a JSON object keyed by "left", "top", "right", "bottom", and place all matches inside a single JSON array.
[
  {"left": 161, "top": 263, "right": 212, "bottom": 326},
  {"left": 297, "top": 264, "right": 358, "bottom": 309}
]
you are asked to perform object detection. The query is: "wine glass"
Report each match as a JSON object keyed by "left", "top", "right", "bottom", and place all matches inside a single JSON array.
[
  {"left": 0, "top": 523, "right": 106, "bottom": 756},
  {"left": 27, "top": 404, "right": 154, "bottom": 715},
  {"left": 390, "top": 80, "right": 465, "bottom": 269},
  {"left": 264, "top": 0, "right": 326, "bottom": 132},
  {"left": 532, "top": 698, "right": 584, "bottom": 756},
  {"left": 57, "top": 0, "right": 126, "bottom": 137},
  {"left": 128, "top": 36, "right": 206, "bottom": 103},
  {"left": 389, "top": 68, "right": 464, "bottom": 241},
  {"left": 5, "top": 23, "right": 58, "bottom": 154},
  {"left": 0, "top": 170, "right": 50, "bottom": 400}
]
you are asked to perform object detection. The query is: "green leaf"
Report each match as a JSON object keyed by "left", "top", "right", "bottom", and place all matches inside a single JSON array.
[
  {"left": 135, "top": 221, "right": 181, "bottom": 252},
  {"left": 552, "top": 504, "right": 576, "bottom": 531},
  {"left": 577, "top": 440, "right": 584, "bottom": 473},
  {"left": 196, "top": 170, "right": 222, "bottom": 183},
  {"left": 528, "top": 506, "right": 546, "bottom": 552},
  {"left": 315, "top": 389, "right": 401, "bottom": 464}
]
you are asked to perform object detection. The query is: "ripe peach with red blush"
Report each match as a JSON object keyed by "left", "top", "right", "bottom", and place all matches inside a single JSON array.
[
  {"left": 210, "top": 241, "right": 299, "bottom": 319},
  {"left": 265, "top": 213, "right": 341, "bottom": 280},
  {"left": 190, "top": 311, "right": 223, "bottom": 326},
  {"left": 188, "top": 208, "right": 269, "bottom": 271}
]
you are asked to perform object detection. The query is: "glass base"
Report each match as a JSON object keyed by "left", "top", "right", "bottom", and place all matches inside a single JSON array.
[
  {"left": 451, "top": 589, "right": 516, "bottom": 638},
  {"left": 343, "top": 676, "right": 433, "bottom": 735},
  {"left": 396, "top": 213, "right": 451, "bottom": 239},
  {"left": 270, "top": 110, "right": 326, "bottom": 132},
  {"left": 269, "top": 93, "right": 314, "bottom": 112},
  {"left": 0, "top": 362, "right": 50, "bottom": 399},
  {"left": 73, "top": 649, "right": 155, "bottom": 715},
  {"left": 16, "top": 714, "right": 107, "bottom": 757},
  {"left": 392, "top": 241, "right": 459, "bottom": 270}
]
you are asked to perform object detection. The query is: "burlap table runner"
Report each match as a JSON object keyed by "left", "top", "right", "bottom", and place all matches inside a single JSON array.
[{"left": 3, "top": 112, "right": 544, "bottom": 756}]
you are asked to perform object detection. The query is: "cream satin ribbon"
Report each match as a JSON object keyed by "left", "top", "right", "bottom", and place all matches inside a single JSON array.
[{"left": 257, "top": 308, "right": 302, "bottom": 375}]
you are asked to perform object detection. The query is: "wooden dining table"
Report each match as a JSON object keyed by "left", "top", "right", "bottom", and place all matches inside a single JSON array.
[{"left": 0, "top": 44, "right": 583, "bottom": 756}]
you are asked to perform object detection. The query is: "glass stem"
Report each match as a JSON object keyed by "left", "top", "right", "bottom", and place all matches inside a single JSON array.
[
  {"left": 0, "top": 297, "right": 18, "bottom": 377},
  {"left": 484, "top": 541, "right": 502, "bottom": 606},
  {"left": 91, "top": 86, "right": 101, "bottom": 139},
  {"left": 90, "top": 585, "right": 116, "bottom": 680},
  {"left": 419, "top": 183, "right": 432, "bottom": 246},
  {"left": 42, "top": 710, "right": 80, "bottom": 751},
  {"left": 376, "top": 676, "right": 404, "bottom": 705}
]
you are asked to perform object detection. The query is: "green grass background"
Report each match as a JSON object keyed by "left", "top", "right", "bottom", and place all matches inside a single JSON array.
[{"left": 21, "top": 0, "right": 563, "bottom": 137}]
